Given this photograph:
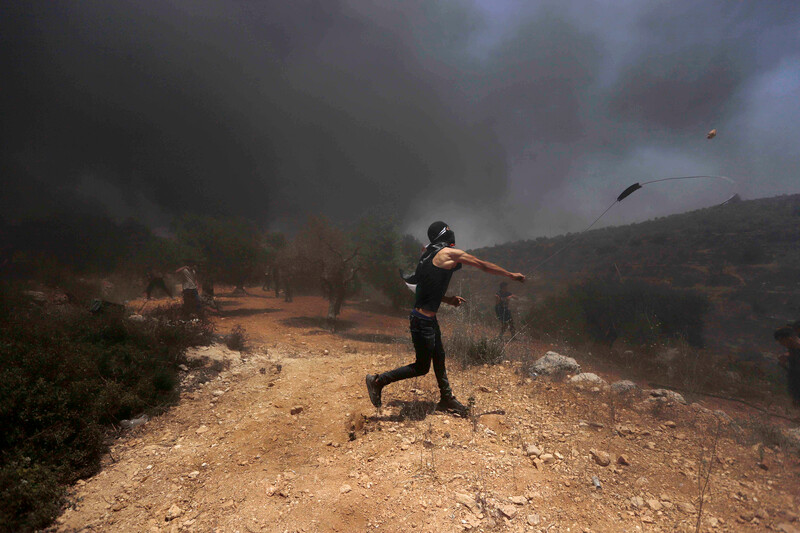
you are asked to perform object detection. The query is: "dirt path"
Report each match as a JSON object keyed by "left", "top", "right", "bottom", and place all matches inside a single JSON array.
[{"left": 56, "top": 292, "right": 800, "bottom": 532}]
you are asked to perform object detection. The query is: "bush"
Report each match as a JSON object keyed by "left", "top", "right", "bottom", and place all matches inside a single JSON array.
[
  {"left": 225, "top": 325, "right": 247, "bottom": 352},
  {"left": 526, "top": 279, "right": 710, "bottom": 347},
  {"left": 0, "top": 287, "right": 212, "bottom": 531},
  {"left": 447, "top": 328, "right": 505, "bottom": 366}
]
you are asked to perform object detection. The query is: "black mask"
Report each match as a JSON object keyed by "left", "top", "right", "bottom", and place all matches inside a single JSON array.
[{"left": 427, "top": 221, "right": 455, "bottom": 247}]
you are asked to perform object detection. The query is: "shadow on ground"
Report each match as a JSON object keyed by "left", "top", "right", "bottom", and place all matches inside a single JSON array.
[
  {"left": 338, "top": 331, "right": 403, "bottom": 344},
  {"left": 279, "top": 316, "right": 356, "bottom": 331},
  {"left": 367, "top": 400, "right": 437, "bottom": 422},
  {"left": 351, "top": 300, "right": 409, "bottom": 318},
  {"left": 220, "top": 307, "right": 280, "bottom": 318},
  {"left": 216, "top": 289, "right": 282, "bottom": 299}
]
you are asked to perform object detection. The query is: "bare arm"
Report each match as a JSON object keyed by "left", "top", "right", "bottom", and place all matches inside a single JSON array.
[
  {"left": 442, "top": 295, "right": 466, "bottom": 307},
  {"left": 444, "top": 249, "right": 525, "bottom": 282}
]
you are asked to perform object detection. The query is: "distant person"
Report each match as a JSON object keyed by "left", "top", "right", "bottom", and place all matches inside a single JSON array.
[
  {"left": 262, "top": 268, "right": 272, "bottom": 292},
  {"left": 366, "top": 221, "right": 525, "bottom": 417},
  {"left": 176, "top": 262, "right": 201, "bottom": 314},
  {"left": 283, "top": 271, "right": 293, "bottom": 302},
  {"left": 773, "top": 325, "right": 800, "bottom": 407},
  {"left": 271, "top": 264, "right": 281, "bottom": 298},
  {"left": 144, "top": 266, "right": 172, "bottom": 300},
  {"left": 495, "top": 281, "right": 515, "bottom": 336}
]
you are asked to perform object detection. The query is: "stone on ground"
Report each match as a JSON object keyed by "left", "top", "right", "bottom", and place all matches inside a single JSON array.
[{"left": 530, "top": 351, "right": 581, "bottom": 376}]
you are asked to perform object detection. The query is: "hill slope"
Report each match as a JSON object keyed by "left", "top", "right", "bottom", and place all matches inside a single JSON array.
[{"left": 466, "top": 194, "right": 800, "bottom": 359}]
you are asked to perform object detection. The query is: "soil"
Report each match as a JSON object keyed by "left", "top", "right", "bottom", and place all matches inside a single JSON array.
[{"left": 55, "top": 290, "right": 800, "bottom": 532}]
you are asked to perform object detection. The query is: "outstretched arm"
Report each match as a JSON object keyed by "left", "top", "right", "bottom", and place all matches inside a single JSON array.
[{"left": 449, "top": 250, "right": 525, "bottom": 282}]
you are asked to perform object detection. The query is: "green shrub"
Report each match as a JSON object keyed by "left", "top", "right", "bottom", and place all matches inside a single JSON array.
[
  {"left": 0, "top": 286, "right": 212, "bottom": 531},
  {"left": 526, "top": 279, "right": 710, "bottom": 347}
]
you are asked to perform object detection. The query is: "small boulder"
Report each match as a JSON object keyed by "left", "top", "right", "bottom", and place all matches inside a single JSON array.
[
  {"left": 119, "top": 414, "right": 149, "bottom": 430},
  {"left": 454, "top": 493, "right": 480, "bottom": 515},
  {"left": 647, "top": 499, "right": 662, "bottom": 512},
  {"left": 530, "top": 351, "right": 581, "bottom": 376},
  {"left": 678, "top": 502, "right": 696, "bottom": 514},
  {"left": 590, "top": 449, "right": 611, "bottom": 467},
  {"left": 539, "top": 453, "right": 556, "bottom": 464},
  {"left": 290, "top": 406, "right": 304, "bottom": 415},
  {"left": 525, "top": 445, "right": 542, "bottom": 458},
  {"left": 649, "top": 389, "right": 686, "bottom": 405},
  {"left": 497, "top": 504, "right": 518, "bottom": 519},
  {"left": 611, "top": 380, "right": 638, "bottom": 394},
  {"left": 617, "top": 454, "right": 630, "bottom": 466},
  {"left": 570, "top": 373, "right": 607, "bottom": 386},
  {"left": 165, "top": 504, "right": 183, "bottom": 521},
  {"left": 339, "top": 484, "right": 352, "bottom": 494}
]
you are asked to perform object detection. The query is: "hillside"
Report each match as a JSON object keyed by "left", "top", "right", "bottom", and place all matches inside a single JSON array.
[
  {"left": 54, "top": 294, "right": 800, "bottom": 532},
  {"left": 463, "top": 194, "right": 800, "bottom": 361}
]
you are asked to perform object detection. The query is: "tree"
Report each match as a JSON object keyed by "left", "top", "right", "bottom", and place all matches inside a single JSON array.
[
  {"left": 175, "top": 215, "right": 268, "bottom": 294},
  {"left": 293, "top": 216, "right": 359, "bottom": 330},
  {"left": 353, "top": 213, "right": 421, "bottom": 308}
]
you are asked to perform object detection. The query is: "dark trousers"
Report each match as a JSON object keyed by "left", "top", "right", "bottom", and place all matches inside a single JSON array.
[
  {"left": 379, "top": 314, "right": 453, "bottom": 400},
  {"left": 182, "top": 288, "right": 201, "bottom": 313},
  {"left": 146, "top": 277, "right": 172, "bottom": 299},
  {"left": 496, "top": 305, "right": 514, "bottom": 335}
]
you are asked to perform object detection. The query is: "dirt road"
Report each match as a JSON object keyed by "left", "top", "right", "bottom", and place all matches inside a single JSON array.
[{"left": 56, "top": 292, "right": 800, "bottom": 532}]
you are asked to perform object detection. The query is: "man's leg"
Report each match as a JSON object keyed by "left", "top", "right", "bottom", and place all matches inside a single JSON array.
[
  {"left": 366, "top": 315, "right": 434, "bottom": 407},
  {"left": 433, "top": 322, "right": 468, "bottom": 416},
  {"left": 155, "top": 278, "right": 172, "bottom": 298},
  {"left": 431, "top": 321, "right": 453, "bottom": 399}
]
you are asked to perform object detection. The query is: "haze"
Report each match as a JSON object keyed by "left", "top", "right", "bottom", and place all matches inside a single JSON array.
[{"left": 3, "top": 1, "right": 799, "bottom": 246}]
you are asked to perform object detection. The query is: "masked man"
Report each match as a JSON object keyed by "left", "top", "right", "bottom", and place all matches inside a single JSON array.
[{"left": 366, "top": 221, "right": 525, "bottom": 416}]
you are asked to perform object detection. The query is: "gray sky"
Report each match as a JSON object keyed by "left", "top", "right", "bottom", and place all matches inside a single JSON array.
[{"left": 3, "top": 1, "right": 799, "bottom": 246}]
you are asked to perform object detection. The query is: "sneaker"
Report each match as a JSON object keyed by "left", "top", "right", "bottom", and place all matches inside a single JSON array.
[
  {"left": 365, "top": 374, "right": 383, "bottom": 408},
  {"left": 436, "top": 396, "right": 469, "bottom": 418}
]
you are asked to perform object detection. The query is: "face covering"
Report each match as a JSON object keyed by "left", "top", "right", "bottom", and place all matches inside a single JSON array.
[{"left": 427, "top": 221, "right": 455, "bottom": 247}]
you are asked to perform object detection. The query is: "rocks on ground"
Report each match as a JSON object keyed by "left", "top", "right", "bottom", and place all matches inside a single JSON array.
[
  {"left": 648, "top": 388, "right": 686, "bottom": 405},
  {"left": 611, "top": 380, "right": 638, "bottom": 393},
  {"left": 570, "top": 373, "right": 607, "bottom": 387},
  {"left": 530, "top": 351, "right": 581, "bottom": 376}
]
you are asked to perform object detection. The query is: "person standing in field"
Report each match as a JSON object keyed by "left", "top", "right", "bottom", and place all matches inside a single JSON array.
[
  {"left": 774, "top": 325, "right": 800, "bottom": 407},
  {"left": 145, "top": 266, "right": 172, "bottom": 300},
  {"left": 495, "top": 281, "right": 515, "bottom": 337},
  {"left": 366, "top": 221, "right": 525, "bottom": 417},
  {"left": 176, "top": 262, "right": 201, "bottom": 314}
]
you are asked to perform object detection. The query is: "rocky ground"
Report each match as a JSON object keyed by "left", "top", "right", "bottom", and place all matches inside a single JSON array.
[{"left": 54, "top": 292, "right": 800, "bottom": 532}]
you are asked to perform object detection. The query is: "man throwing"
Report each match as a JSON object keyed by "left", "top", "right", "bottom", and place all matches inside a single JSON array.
[{"left": 366, "top": 221, "right": 525, "bottom": 417}]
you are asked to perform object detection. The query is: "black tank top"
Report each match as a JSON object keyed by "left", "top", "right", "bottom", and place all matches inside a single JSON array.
[{"left": 413, "top": 244, "right": 461, "bottom": 312}]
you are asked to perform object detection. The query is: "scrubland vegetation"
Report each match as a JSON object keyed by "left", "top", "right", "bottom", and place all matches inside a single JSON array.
[
  {"left": 0, "top": 286, "right": 213, "bottom": 531},
  {"left": 1, "top": 195, "right": 799, "bottom": 530}
]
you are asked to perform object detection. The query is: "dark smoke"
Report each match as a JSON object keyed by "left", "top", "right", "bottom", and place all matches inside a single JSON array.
[{"left": 2, "top": 1, "right": 799, "bottom": 245}]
